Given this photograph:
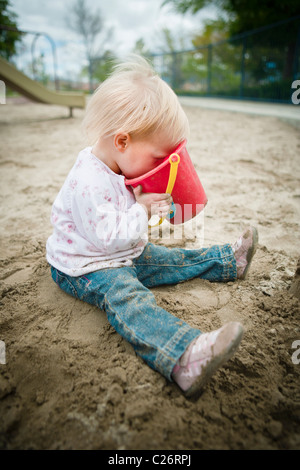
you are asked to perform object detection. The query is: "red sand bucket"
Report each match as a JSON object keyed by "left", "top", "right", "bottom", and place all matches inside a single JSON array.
[{"left": 124, "top": 140, "right": 208, "bottom": 225}]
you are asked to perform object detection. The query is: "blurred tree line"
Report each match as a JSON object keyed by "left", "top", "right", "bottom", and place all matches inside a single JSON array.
[
  {"left": 1, "top": 0, "right": 299, "bottom": 101},
  {"left": 0, "top": 0, "right": 22, "bottom": 60},
  {"left": 158, "top": 0, "right": 300, "bottom": 100}
]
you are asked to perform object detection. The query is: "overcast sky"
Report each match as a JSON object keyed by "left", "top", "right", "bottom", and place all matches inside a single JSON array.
[{"left": 10, "top": 0, "right": 217, "bottom": 80}]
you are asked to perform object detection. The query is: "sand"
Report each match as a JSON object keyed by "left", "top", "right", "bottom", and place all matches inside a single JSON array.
[{"left": 0, "top": 97, "right": 299, "bottom": 450}]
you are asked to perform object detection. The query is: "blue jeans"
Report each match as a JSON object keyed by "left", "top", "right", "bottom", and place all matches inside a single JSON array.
[{"left": 50, "top": 242, "right": 236, "bottom": 381}]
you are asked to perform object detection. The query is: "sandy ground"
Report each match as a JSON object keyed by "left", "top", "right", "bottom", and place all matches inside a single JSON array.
[{"left": 0, "top": 97, "right": 300, "bottom": 450}]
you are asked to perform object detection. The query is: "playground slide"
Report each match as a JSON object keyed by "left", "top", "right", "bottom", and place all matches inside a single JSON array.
[{"left": 0, "top": 56, "right": 85, "bottom": 114}]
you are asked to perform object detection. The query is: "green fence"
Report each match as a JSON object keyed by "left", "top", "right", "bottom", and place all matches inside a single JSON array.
[{"left": 148, "top": 16, "right": 300, "bottom": 103}]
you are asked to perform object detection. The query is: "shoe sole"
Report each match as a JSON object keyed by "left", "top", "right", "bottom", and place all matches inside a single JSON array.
[
  {"left": 240, "top": 226, "right": 259, "bottom": 280},
  {"left": 184, "top": 322, "right": 244, "bottom": 399}
]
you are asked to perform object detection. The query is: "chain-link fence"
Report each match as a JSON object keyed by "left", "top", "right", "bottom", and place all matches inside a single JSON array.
[{"left": 148, "top": 16, "right": 300, "bottom": 103}]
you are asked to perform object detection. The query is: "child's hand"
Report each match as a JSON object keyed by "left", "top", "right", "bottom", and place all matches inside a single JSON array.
[{"left": 132, "top": 185, "right": 173, "bottom": 220}]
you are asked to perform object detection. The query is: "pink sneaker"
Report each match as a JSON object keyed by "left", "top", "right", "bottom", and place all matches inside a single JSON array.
[
  {"left": 172, "top": 322, "right": 244, "bottom": 398},
  {"left": 231, "top": 226, "right": 258, "bottom": 279}
]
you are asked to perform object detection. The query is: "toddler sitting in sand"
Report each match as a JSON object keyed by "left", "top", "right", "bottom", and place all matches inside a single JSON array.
[{"left": 46, "top": 55, "right": 258, "bottom": 398}]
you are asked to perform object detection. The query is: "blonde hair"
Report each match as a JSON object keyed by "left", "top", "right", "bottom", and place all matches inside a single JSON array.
[{"left": 82, "top": 54, "right": 189, "bottom": 146}]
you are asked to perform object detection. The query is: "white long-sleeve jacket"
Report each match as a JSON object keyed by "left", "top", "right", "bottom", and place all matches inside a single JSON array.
[{"left": 46, "top": 147, "right": 148, "bottom": 276}]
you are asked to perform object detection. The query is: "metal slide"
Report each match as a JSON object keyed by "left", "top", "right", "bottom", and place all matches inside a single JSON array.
[{"left": 0, "top": 56, "right": 85, "bottom": 115}]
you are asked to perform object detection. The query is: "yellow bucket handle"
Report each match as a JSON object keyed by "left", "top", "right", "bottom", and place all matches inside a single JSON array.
[{"left": 149, "top": 153, "right": 180, "bottom": 227}]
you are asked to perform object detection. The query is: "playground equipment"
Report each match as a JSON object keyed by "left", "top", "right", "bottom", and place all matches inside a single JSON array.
[{"left": 0, "top": 56, "right": 85, "bottom": 116}]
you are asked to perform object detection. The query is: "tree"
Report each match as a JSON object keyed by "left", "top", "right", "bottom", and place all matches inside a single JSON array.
[
  {"left": 162, "top": 0, "right": 300, "bottom": 46},
  {"left": 163, "top": 0, "right": 300, "bottom": 86},
  {"left": 162, "top": 0, "right": 229, "bottom": 17},
  {"left": 224, "top": 0, "right": 300, "bottom": 80},
  {"left": 0, "top": 0, "right": 23, "bottom": 60},
  {"left": 66, "top": 0, "right": 113, "bottom": 92},
  {"left": 133, "top": 38, "right": 151, "bottom": 57},
  {"left": 192, "top": 17, "right": 231, "bottom": 46},
  {"left": 86, "top": 50, "right": 116, "bottom": 84},
  {"left": 220, "top": 0, "right": 300, "bottom": 35},
  {"left": 148, "top": 28, "right": 191, "bottom": 89},
  {"left": 32, "top": 52, "right": 50, "bottom": 86},
  {"left": 190, "top": 18, "right": 240, "bottom": 94},
  {"left": 162, "top": 0, "right": 300, "bottom": 28}
]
